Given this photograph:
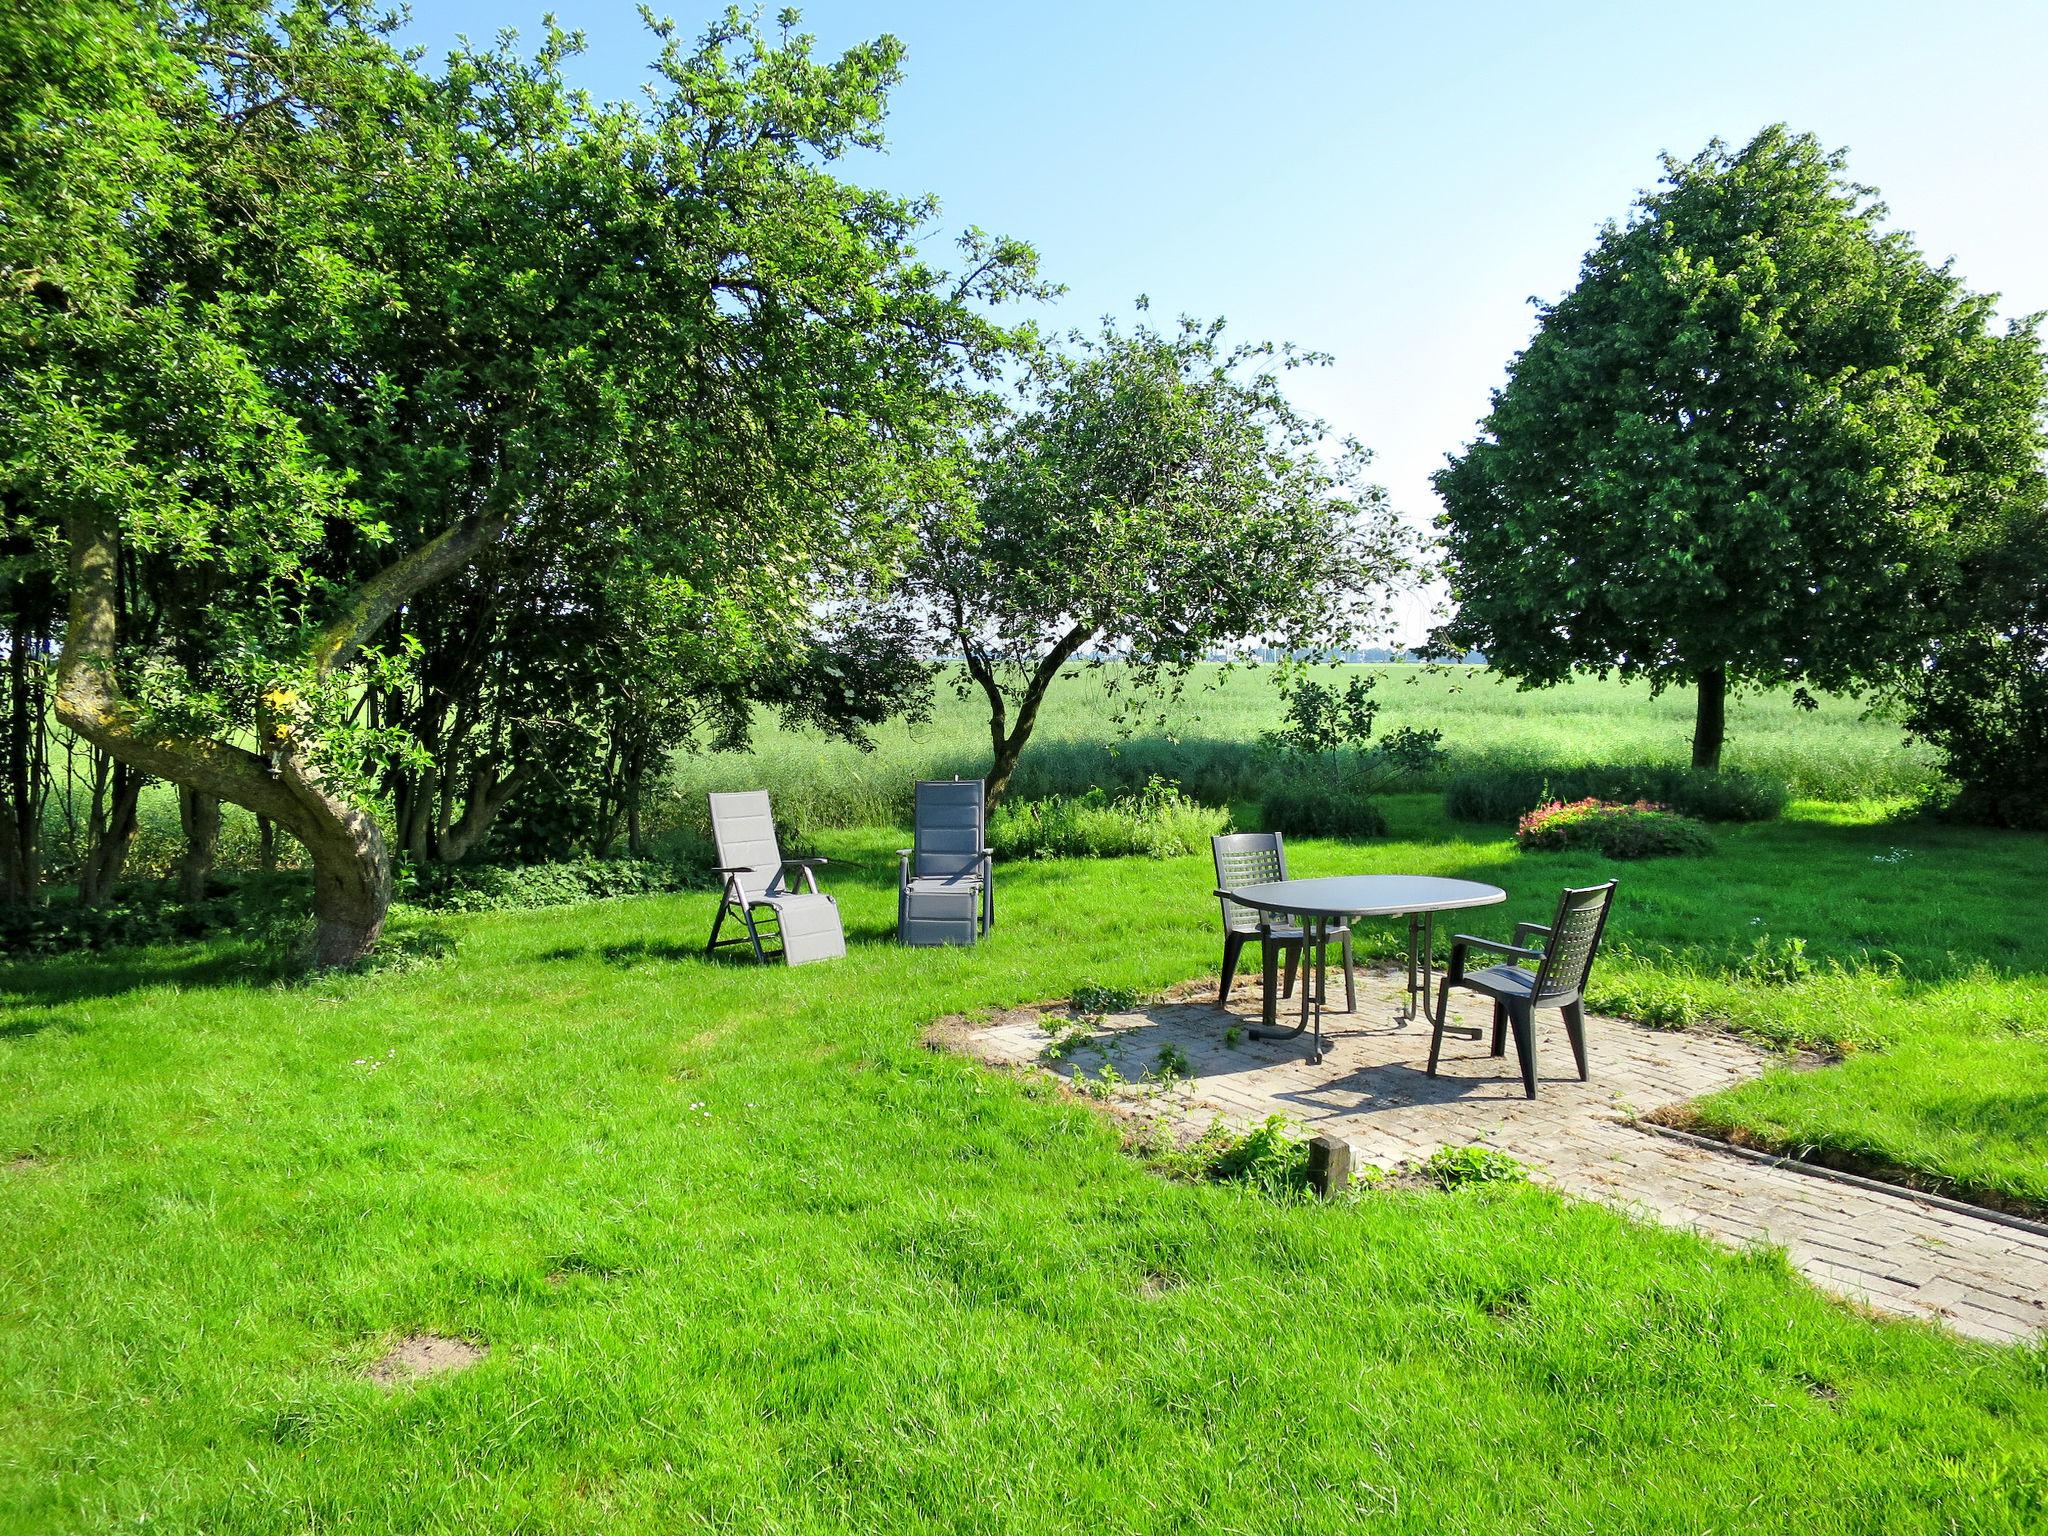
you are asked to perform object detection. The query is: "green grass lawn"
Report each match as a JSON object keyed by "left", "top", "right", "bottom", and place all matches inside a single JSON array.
[{"left": 5, "top": 822, "right": 2048, "bottom": 1532}]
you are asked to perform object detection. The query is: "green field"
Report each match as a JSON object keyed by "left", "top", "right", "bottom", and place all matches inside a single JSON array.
[
  {"left": 665, "top": 664, "right": 1941, "bottom": 836},
  {"left": 5, "top": 666, "right": 2046, "bottom": 1531}
]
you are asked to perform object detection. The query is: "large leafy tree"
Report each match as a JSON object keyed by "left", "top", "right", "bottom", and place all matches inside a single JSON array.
[
  {"left": 909, "top": 314, "right": 1409, "bottom": 804},
  {"left": 4, "top": 0, "right": 356, "bottom": 911},
  {"left": 5, "top": 1, "right": 1038, "bottom": 962},
  {"left": 1899, "top": 489, "right": 2048, "bottom": 828},
  {"left": 1433, "top": 126, "right": 2046, "bottom": 769}
]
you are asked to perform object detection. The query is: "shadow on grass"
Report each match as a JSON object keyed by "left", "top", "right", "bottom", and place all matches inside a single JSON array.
[
  {"left": 1915, "top": 1089, "right": 2048, "bottom": 1143},
  {"left": 0, "top": 1013, "right": 83, "bottom": 1042},
  {"left": 600, "top": 939, "right": 703, "bottom": 966},
  {"left": 0, "top": 942, "right": 272, "bottom": 1012}
]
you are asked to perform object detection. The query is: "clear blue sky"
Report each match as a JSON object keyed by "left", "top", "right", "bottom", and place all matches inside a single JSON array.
[{"left": 397, "top": 1, "right": 2048, "bottom": 638}]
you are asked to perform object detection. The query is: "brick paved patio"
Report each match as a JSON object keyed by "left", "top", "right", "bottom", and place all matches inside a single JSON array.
[{"left": 957, "top": 967, "right": 2048, "bottom": 1344}]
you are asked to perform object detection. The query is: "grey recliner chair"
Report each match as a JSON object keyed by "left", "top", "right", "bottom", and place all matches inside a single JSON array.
[
  {"left": 898, "top": 778, "right": 993, "bottom": 945},
  {"left": 1211, "top": 831, "right": 1355, "bottom": 1028},
  {"left": 1428, "top": 881, "right": 1617, "bottom": 1098},
  {"left": 705, "top": 791, "right": 846, "bottom": 965}
]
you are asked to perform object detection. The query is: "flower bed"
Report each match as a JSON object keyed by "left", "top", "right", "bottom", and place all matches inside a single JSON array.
[{"left": 1514, "top": 797, "right": 1712, "bottom": 859}]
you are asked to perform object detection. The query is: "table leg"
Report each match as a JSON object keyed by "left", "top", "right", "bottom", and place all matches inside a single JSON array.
[
  {"left": 1420, "top": 910, "right": 1434, "bottom": 1019},
  {"left": 1399, "top": 914, "right": 1420, "bottom": 1023},
  {"left": 1308, "top": 916, "right": 1326, "bottom": 1064}
]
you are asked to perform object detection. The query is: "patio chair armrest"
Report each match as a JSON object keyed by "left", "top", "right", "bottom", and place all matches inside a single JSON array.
[
  {"left": 1446, "top": 933, "right": 1543, "bottom": 983},
  {"left": 714, "top": 864, "right": 757, "bottom": 877},
  {"left": 775, "top": 856, "right": 825, "bottom": 894},
  {"left": 1451, "top": 934, "right": 1545, "bottom": 961},
  {"left": 1512, "top": 921, "right": 1553, "bottom": 947},
  {"left": 1447, "top": 931, "right": 1535, "bottom": 986}
]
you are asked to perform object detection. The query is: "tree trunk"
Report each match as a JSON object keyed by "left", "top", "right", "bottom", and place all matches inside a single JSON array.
[
  {"left": 985, "top": 667, "right": 1069, "bottom": 808},
  {"left": 257, "top": 815, "right": 277, "bottom": 872},
  {"left": 625, "top": 746, "right": 646, "bottom": 858},
  {"left": 433, "top": 760, "right": 525, "bottom": 863},
  {"left": 1, "top": 602, "right": 50, "bottom": 908},
  {"left": 986, "top": 728, "right": 1028, "bottom": 809},
  {"left": 303, "top": 808, "right": 392, "bottom": 968},
  {"left": 76, "top": 759, "right": 142, "bottom": 906},
  {"left": 177, "top": 788, "right": 221, "bottom": 903},
  {"left": 967, "top": 622, "right": 1095, "bottom": 810},
  {"left": 1691, "top": 665, "right": 1727, "bottom": 772}
]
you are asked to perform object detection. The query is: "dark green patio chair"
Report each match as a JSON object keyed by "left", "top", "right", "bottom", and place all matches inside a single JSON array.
[
  {"left": 1211, "top": 831, "right": 1355, "bottom": 1027},
  {"left": 1427, "top": 881, "right": 1616, "bottom": 1098}
]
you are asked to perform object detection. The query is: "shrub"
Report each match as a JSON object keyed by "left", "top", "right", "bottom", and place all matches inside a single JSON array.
[
  {"left": 1258, "top": 781, "right": 1389, "bottom": 838},
  {"left": 0, "top": 881, "right": 284, "bottom": 959},
  {"left": 1444, "top": 762, "right": 1786, "bottom": 823},
  {"left": 401, "top": 848, "right": 713, "bottom": 913},
  {"left": 1515, "top": 798, "right": 1712, "bottom": 859},
  {"left": 1251, "top": 673, "right": 1436, "bottom": 839},
  {"left": 1260, "top": 675, "right": 1448, "bottom": 792},
  {"left": 988, "top": 777, "right": 1227, "bottom": 860},
  {"left": 1731, "top": 933, "right": 1815, "bottom": 987},
  {"left": 1901, "top": 591, "right": 2048, "bottom": 829}
]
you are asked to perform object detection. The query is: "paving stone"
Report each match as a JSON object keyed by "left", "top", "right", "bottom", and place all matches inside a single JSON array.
[{"left": 954, "top": 967, "right": 2048, "bottom": 1344}]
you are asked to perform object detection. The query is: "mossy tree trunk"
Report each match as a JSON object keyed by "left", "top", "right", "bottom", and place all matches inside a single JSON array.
[{"left": 56, "top": 510, "right": 498, "bottom": 966}]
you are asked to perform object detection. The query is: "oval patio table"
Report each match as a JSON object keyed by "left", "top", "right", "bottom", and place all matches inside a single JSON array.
[{"left": 1215, "top": 875, "right": 1506, "bottom": 1064}]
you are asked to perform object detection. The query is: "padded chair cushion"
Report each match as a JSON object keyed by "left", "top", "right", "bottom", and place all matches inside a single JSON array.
[{"left": 751, "top": 892, "right": 844, "bottom": 964}]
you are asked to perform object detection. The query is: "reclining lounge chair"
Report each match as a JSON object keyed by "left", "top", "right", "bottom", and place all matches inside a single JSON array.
[{"left": 706, "top": 790, "right": 846, "bottom": 965}]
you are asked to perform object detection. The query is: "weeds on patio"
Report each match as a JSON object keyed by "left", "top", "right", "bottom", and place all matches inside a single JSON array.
[
  {"left": 1152, "top": 1043, "right": 1192, "bottom": 1083},
  {"left": 1070, "top": 983, "right": 1139, "bottom": 1016},
  {"left": 1044, "top": 1025, "right": 1095, "bottom": 1061},
  {"left": 1420, "top": 1144, "right": 1530, "bottom": 1189}
]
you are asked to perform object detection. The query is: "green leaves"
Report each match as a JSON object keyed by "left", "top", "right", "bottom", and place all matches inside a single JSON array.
[
  {"left": 913, "top": 312, "right": 1411, "bottom": 798},
  {"left": 13, "top": 1, "right": 1051, "bottom": 946},
  {"left": 1435, "top": 125, "right": 2048, "bottom": 760}
]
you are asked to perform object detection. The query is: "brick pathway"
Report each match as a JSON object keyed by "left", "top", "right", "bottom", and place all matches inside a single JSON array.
[{"left": 959, "top": 969, "right": 2048, "bottom": 1344}]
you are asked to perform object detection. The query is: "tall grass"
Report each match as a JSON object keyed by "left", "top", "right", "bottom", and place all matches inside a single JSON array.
[
  {"left": 665, "top": 664, "right": 1938, "bottom": 833},
  {"left": 26, "top": 666, "right": 1938, "bottom": 884},
  {"left": 987, "top": 780, "right": 1230, "bottom": 860}
]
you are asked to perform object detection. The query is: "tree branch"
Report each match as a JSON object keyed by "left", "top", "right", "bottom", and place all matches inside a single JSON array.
[
  {"left": 308, "top": 514, "right": 505, "bottom": 680},
  {"left": 53, "top": 512, "right": 302, "bottom": 823}
]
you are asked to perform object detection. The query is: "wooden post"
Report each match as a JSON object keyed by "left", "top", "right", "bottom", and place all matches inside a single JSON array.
[{"left": 1307, "top": 1134, "right": 1354, "bottom": 1197}]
